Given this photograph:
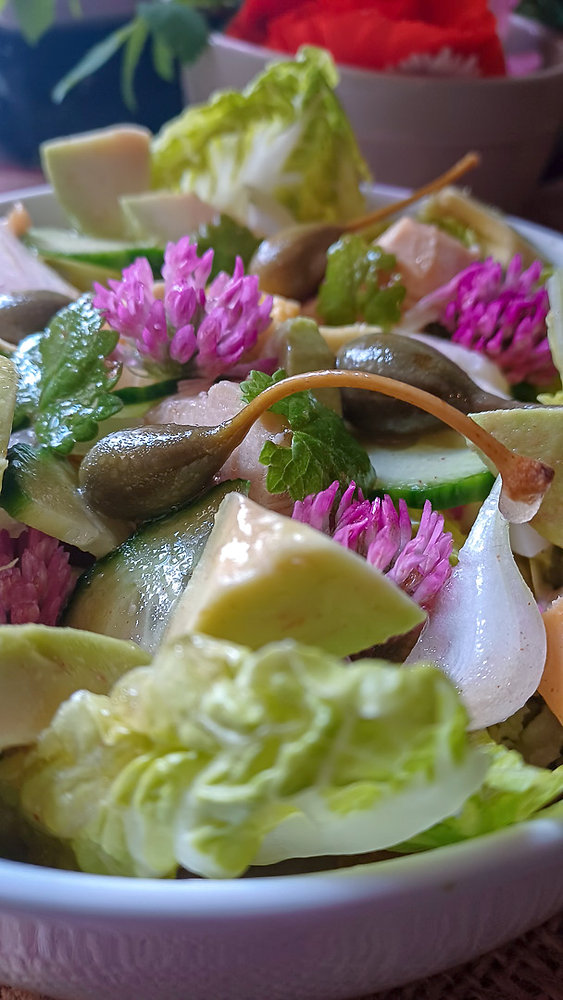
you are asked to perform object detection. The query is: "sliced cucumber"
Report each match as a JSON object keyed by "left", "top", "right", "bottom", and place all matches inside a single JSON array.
[
  {"left": 24, "top": 227, "right": 165, "bottom": 275},
  {"left": 63, "top": 478, "right": 250, "bottom": 653},
  {"left": 365, "top": 428, "right": 495, "bottom": 509},
  {"left": 0, "top": 356, "right": 17, "bottom": 488},
  {"left": 0, "top": 444, "right": 129, "bottom": 557},
  {"left": 114, "top": 378, "right": 178, "bottom": 405}
]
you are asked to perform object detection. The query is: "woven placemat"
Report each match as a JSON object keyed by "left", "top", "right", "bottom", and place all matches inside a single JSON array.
[{"left": 1, "top": 910, "right": 561, "bottom": 1000}]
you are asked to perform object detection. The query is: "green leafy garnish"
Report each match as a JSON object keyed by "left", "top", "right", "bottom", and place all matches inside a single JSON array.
[
  {"left": 317, "top": 234, "right": 406, "bottom": 328},
  {"left": 240, "top": 368, "right": 377, "bottom": 501},
  {"left": 193, "top": 215, "right": 261, "bottom": 280},
  {"left": 11, "top": 297, "right": 123, "bottom": 455}
]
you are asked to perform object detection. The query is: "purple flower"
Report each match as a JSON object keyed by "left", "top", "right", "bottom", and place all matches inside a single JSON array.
[
  {"left": 414, "top": 255, "right": 553, "bottom": 386},
  {"left": 0, "top": 528, "right": 74, "bottom": 626},
  {"left": 293, "top": 481, "right": 453, "bottom": 610},
  {"left": 93, "top": 239, "right": 273, "bottom": 379}
]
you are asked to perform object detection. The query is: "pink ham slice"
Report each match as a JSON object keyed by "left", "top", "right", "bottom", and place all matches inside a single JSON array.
[
  {"left": 147, "top": 379, "right": 293, "bottom": 515},
  {"left": 377, "top": 217, "right": 477, "bottom": 307}
]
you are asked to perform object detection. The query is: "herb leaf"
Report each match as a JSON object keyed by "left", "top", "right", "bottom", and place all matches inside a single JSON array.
[
  {"left": 194, "top": 215, "right": 261, "bottom": 279},
  {"left": 12, "top": 297, "right": 123, "bottom": 455},
  {"left": 240, "top": 369, "right": 377, "bottom": 501},
  {"left": 317, "top": 234, "right": 405, "bottom": 328}
]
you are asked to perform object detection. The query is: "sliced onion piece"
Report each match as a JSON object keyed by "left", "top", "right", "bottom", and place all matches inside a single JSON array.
[{"left": 405, "top": 478, "right": 547, "bottom": 729}]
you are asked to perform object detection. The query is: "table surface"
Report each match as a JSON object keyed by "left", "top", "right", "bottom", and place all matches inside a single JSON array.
[{"left": 0, "top": 162, "right": 562, "bottom": 1000}]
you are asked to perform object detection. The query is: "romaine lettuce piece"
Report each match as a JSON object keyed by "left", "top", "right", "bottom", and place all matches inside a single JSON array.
[
  {"left": 151, "top": 47, "right": 370, "bottom": 231},
  {"left": 394, "top": 732, "right": 563, "bottom": 853},
  {"left": 20, "top": 634, "right": 485, "bottom": 879}
]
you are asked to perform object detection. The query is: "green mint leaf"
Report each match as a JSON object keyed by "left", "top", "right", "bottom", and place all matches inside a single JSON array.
[
  {"left": 52, "top": 21, "right": 134, "bottom": 103},
  {"left": 12, "top": 297, "right": 123, "bottom": 455},
  {"left": 241, "top": 369, "right": 377, "bottom": 502},
  {"left": 317, "top": 234, "right": 405, "bottom": 329},
  {"left": 193, "top": 215, "right": 261, "bottom": 279},
  {"left": 240, "top": 368, "right": 286, "bottom": 405}
]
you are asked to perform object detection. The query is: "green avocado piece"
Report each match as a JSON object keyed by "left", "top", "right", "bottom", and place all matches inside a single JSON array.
[
  {"left": 119, "top": 189, "right": 216, "bottom": 242},
  {"left": 165, "top": 493, "right": 425, "bottom": 656},
  {"left": 41, "top": 125, "right": 152, "bottom": 239},
  {"left": 0, "top": 356, "right": 17, "bottom": 488},
  {"left": 471, "top": 407, "right": 563, "bottom": 546},
  {"left": 0, "top": 625, "right": 150, "bottom": 750}
]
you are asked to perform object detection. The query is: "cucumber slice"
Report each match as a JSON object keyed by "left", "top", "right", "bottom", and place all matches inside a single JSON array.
[
  {"left": 0, "top": 356, "right": 17, "bottom": 487},
  {"left": 365, "top": 428, "right": 495, "bottom": 509},
  {"left": 0, "top": 444, "right": 129, "bottom": 557},
  {"left": 63, "top": 479, "right": 250, "bottom": 653},
  {"left": 114, "top": 378, "right": 178, "bottom": 405},
  {"left": 24, "top": 227, "right": 165, "bottom": 275}
]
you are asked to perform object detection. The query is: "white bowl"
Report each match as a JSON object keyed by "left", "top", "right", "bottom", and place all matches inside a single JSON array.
[
  {"left": 0, "top": 187, "right": 562, "bottom": 1000},
  {"left": 183, "top": 16, "right": 563, "bottom": 214},
  {"left": 0, "top": 820, "right": 562, "bottom": 1000}
]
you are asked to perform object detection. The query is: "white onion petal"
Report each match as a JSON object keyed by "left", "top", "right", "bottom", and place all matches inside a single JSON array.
[{"left": 406, "top": 478, "right": 546, "bottom": 730}]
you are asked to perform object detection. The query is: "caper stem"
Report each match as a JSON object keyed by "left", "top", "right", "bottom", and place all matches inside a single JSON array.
[
  {"left": 230, "top": 369, "right": 553, "bottom": 511},
  {"left": 344, "top": 152, "right": 481, "bottom": 234}
]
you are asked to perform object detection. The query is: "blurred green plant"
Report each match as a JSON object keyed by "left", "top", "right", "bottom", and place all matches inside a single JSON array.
[
  {"left": 0, "top": 1, "right": 239, "bottom": 109},
  {"left": 517, "top": 0, "right": 563, "bottom": 29}
]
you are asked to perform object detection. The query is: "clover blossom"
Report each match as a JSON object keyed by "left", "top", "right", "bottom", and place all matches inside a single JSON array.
[
  {"left": 293, "top": 481, "right": 453, "bottom": 609},
  {"left": 436, "top": 255, "right": 553, "bottom": 385},
  {"left": 93, "top": 237, "right": 273, "bottom": 378},
  {"left": 0, "top": 528, "right": 74, "bottom": 625}
]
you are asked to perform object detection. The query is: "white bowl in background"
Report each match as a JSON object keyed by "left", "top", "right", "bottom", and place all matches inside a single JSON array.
[{"left": 183, "top": 16, "right": 563, "bottom": 214}]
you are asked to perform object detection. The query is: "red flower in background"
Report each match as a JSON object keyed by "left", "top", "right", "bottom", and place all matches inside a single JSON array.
[{"left": 227, "top": 0, "right": 506, "bottom": 77}]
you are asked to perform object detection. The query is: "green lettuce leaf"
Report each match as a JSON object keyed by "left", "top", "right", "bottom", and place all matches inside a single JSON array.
[
  {"left": 11, "top": 297, "right": 123, "bottom": 455},
  {"left": 317, "top": 235, "right": 406, "bottom": 328},
  {"left": 240, "top": 368, "right": 377, "bottom": 501},
  {"left": 394, "top": 732, "right": 563, "bottom": 853},
  {"left": 151, "top": 46, "right": 371, "bottom": 228},
  {"left": 19, "top": 635, "right": 485, "bottom": 879}
]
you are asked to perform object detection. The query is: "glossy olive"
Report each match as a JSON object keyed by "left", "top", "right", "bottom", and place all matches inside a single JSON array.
[
  {"left": 0, "top": 291, "right": 74, "bottom": 345},
  {"left": 336, "top": 332, "right": 518, "bottom": 438},
  {"left": 249, "top": 222, "right": 344, "bottom": 302}
]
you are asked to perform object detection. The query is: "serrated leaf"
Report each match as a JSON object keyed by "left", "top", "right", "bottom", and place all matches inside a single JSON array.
[
  {"left": 242, "top": 368, "right": 377, "bottom": 501},
  {"left": 11, "top": 298, "right": 123, "bottom": 455},
  {"left": 52, "top": 21, "right": 134, "bottom": 103}
]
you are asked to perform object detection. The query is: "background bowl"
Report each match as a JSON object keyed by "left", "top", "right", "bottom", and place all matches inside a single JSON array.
[{"left": 183, "top": 16, "right": 563, "bottom": 214}]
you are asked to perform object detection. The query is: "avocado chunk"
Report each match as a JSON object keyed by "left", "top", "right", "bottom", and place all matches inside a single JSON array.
[
  {"left": 41, "top": 126, "right": 152, "bottom": 239},
  {"left": 0, "top": 356, "right": 17, "bottom": 488},
  {"left": 0, "top": 625, "right": 150, "bottom": 750},
  {"left": 63, "top": 479, "right": 250, "bottom": 652},
  {"left": 165, "top": 493, "right": 425, "bottom": 656},
  {"left": 471, "top": 407, "right": 563, "bottom": 546},
  {"left": 120, "top": 190, "right": 216, "bottom": 242}
]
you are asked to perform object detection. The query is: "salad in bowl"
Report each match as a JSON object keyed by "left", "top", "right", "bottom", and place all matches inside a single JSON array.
[{"left": 0, "top": 44, "right": 562, "bottom": 1000}]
